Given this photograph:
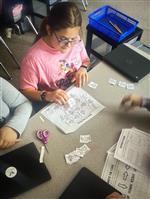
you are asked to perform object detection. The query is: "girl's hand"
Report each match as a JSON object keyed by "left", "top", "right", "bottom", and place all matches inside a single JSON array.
[
  {"left": 105, "top": 192, "right": 124, "bottom": 199},
  {"left": 46, "top": 89, "right": 69, "bottom": 105},
  {"left": 74, "top": 67, "right": 88, "bottom": 87},
  {"left": 121, "top": 94, "right": 142, "bottom": 109},
  {"left": 0, "top": 127, "right": 20, "bottom": 149}
]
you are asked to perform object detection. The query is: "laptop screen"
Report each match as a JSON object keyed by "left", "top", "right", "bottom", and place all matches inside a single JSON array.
[{"left": 0, "top": 142, "right": 51, "bottom": 198}]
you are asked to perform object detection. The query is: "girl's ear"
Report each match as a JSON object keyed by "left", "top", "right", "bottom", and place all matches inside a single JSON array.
[{"left": 46, "top": 25, "right": 52, "bottom": 36}]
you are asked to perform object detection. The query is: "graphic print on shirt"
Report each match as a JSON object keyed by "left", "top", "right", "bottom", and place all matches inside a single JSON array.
[{"left": 56, "top": 59, "right": 77, "bottom": 90}]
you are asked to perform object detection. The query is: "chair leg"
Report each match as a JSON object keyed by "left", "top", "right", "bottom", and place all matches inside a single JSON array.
[
  {"left": 14, "top": 24, "right": 22, "bottom": 35},
  {"left": 82, "top": 0, "right": 87, "bottom": 11},
  {"left": 0, "top": 36, "right": 20, "bottom": 68},
  {"left": 82, "top": 0, "right": 88, "bottom": 11},
  {"left": 85, "top": 0, "right": 88, "bottom": 6},
  {"left": 0, "top": 62, "right": 12, "bottom": 80},
  {"left": 25, "top": 16, "right": 38, "bottom": 35}
]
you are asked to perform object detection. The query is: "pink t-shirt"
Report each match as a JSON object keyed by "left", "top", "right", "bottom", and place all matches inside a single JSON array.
[{"left": 20, "top": 38, "right": 89, "bottom": 91}]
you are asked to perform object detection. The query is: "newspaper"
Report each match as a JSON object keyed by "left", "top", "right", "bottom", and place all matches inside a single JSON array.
[
  {"left": 101, "top": 128, "right": 150, "bottom": 199},
  {"left": 41, "top": 87, "right": 105, "bottom": 134},
  {"left": 101, "top": 152, "right": 150, "bottom": 199},
  {"left": 114, "top": 128, "right": 150, "bottom": 175}
]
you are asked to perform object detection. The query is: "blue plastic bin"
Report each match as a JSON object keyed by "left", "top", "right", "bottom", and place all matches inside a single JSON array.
[{"left": 88, "top": 5, "right": 139, "bottom": 42}]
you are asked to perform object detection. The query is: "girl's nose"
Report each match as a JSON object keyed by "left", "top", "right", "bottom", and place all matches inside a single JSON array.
[{"left": 67, "top": 42, "right": 71, "bottom": 48}]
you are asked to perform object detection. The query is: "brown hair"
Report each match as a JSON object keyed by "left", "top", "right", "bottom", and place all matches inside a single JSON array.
[
  {"left": 35, "top": 2, "right": 82, "bottom": 41},
  {"left": 47, "top": 2, "right": 82, "bottom": 31}
]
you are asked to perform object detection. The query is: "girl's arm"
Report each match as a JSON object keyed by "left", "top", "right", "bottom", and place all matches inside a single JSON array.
[
  {"left": 74, "top": 40, "right": 90, "bottom": 87},
  {"left": 80, "top": 40, "right": 91, "bottom": 68},
  {"left": 21, "top": 88, "right": 69, "bottom": 105},
  {"left": 1, "top": 77, "right": 32, "bottom": 135}
]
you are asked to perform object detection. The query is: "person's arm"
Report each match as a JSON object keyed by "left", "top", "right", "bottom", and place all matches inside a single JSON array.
[
  {"left": 105, "top": 192, "right": 124, "bottom": 199},
  {"left": 22, "top": 88, "right": 69, "bottom": 105},
  {"left": 141, "top": 98, "right": 150, "bottom": 110},
  {"left": 1, "top": 77, "right": 32, "bottom": 135},
  {"left": 74, "top": 67, "right": 89, "bottom": 87},
  {"left": 74, "top": 40, "right": 90, "bottom": 87},
  {"left": 80, "top": 40, "right": 91, "bottom": 68},
  {"left": 121, "top": 94, "right": 150, "bottom": 111}
]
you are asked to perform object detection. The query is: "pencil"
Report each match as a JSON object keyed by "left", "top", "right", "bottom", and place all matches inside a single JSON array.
[
  {"left": 39, "top": 115, "right": 45, "bottom": 122},
  {"left": 108, "top": 20, "right": 123, "bottom": 34}
]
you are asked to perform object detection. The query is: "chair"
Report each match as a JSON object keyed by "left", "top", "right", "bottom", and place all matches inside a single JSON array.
[
  {"left": 2, "top": 0, "right": 38, "bottom": 35},
  {"left": 0, "top": 36, "right": 19, "bottom": 67},
  {"left": 0, "top": 35, "right": 20, "bottom": 79},
  {"left": 0, "top": 1, "right": 38, "bottom": 79},
  {"left": 31, "top": 0, "right": 62, "bottom": 20},
  {"left": 0, "top": 62, "right": 12, "bottom": 79}
]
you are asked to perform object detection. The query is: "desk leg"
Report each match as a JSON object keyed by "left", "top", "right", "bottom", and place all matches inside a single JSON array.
[
  {"left": 86, "top": 30, "right": 93, "bottom": 58},
  {"left": 137, "top": 31, "right": 143, "bottom": 41}
]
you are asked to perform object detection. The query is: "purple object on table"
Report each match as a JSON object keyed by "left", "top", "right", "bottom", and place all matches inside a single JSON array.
[{"left": 36, "top": 129, "right": 50, "bottom": 153}]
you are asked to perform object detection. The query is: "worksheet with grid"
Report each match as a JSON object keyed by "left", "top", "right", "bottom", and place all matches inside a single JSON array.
[{"left": 41, "top": 87, "right": 105, "bottom": 134}]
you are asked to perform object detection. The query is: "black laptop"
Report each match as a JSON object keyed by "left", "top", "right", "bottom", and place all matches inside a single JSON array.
[
  {"left": 0, "top": 142, "right": 51, "bottom": 199},
  {"left": 103, "top": 44, "right": 150, "bottom": 82},
  {"left": 59, "top": 167, "right": 121, "bottom": 199}
]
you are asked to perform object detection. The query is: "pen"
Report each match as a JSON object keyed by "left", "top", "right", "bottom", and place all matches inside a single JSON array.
[{"left": 108, "top": 20, "right": 123, "bottom": 34}]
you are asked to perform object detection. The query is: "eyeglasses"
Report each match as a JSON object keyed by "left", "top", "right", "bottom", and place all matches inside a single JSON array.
[{"left": 54, "top": 32, "right": 81, "bottom": 47}]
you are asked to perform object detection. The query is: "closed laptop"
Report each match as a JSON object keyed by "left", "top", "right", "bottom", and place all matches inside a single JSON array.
[
  {"left": 103, "top": 44, "right": 150, "bottom": 82},
  {"left": 59, "top": 167, "right": 121, "bottom": 199},
  {"left": 0, "top": 142, "right": 51, "bottom": 198}
]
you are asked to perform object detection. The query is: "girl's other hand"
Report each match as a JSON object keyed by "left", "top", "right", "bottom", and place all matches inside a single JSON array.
[
  {"left": 74, "top": 67, "right": 88, "bottom": 87},
  {"left": 46, "top": 89, "right": 69, "bottom": 105},
  {"left": 120, "top": 94, "right": 142, "bottom": 109},
  {"left": 0, "top": 127, "right": 20, "bottom": 149}
]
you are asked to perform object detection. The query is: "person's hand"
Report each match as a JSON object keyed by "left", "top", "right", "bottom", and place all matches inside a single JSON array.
[
  {"left": 46, "top": 89, "right": 69, "bottom": 105},
  {"left": 105, "top": 192, "right": 124, "bottom": 199},
  {"left": 0, "top": 127, "right": 20, "bottom": 149},
  {"left": 73, "top": 67, "right": 88, "bottom": 87},
  {"left": 120, "top": 94, "right": 142, "bottom": 110}
]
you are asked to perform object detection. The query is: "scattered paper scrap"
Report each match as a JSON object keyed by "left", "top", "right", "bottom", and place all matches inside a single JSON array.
[
  {"left": 118, "top": 81, "right": 127, "bottom": 88},
  {"left": 80, "top": 134, "right": 91, "bottom": 143},
  {"left": 65, "top": 151, "right": 80, "bottom": 165},
  {"left": 88, "top": 81, "right": 98, "bottom": 89},
  {"left": 108, "top": 78, "right": 135, "bottom": 90},
  {"left": 78, "top": 144, "right": 90, "bottom": 155},
  {"left": 126, "top": 83, "right": 135, "bottom": 90},
  {"left": 108, "top": 78, "right": 117, "bottom": 85},
  {"left": 65, "top": 144, "right": 90, "bottom": 165}
]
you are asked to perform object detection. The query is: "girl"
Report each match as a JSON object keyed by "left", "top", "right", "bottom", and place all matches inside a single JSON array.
[{"left": 20, "top": 2, "right": 90, "bottom": 110}]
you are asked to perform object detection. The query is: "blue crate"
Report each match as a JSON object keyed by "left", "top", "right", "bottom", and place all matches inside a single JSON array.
[{"left": 88, "top": 5, "right": 139, "bottom": 42}]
